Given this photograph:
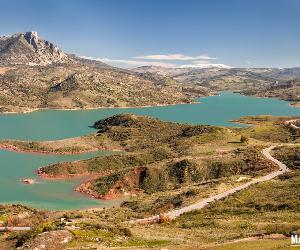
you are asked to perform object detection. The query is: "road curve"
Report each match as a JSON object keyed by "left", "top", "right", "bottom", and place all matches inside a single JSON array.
[{"left": 130, "top": 145, "right": 288, "bottom": 224}]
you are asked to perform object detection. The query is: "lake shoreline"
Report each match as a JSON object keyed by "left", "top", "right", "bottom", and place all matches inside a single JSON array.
[
  {"left": 0, "top": 141, "right": 123, "bottom": 156},
  {"left": 1, "top": 93, "right": 300, "bottom": 115},
  {"left": 0, "top": 100, "right": 201, "bottom": 115},
  {"left": 289, "top": 102, "right": 300, "bottom": 107},
  {"left": 2, "top": 92, "right": 300, "bottom": 210},
  {"left": 0, "top": 143, "right": 100, "bottom": 155},
  {"left": 36, "top": 170, "right": 123, "bottom": 201}
]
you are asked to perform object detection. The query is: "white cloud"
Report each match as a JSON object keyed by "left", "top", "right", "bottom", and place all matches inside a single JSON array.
[
  {"left": 134, "top": 54, "right": 217, "bottom": 61},
  {"left": 79, "top": 56, "right": 178, "bottom": 68},
  {"left": 79, "top": 54, "right": 229, "bottom": 69},
  {"left": 180, "top": 63, "right": 231, "bottom": 69}
]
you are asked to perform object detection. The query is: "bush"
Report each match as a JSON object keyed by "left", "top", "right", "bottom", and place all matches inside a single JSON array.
[{"left": 158, "top": 214, "right": 173, "bottom": 224}]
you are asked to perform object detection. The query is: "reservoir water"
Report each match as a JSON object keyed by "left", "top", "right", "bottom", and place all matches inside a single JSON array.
[
  {"left": 0, "top": 150, "right": 114, "bottom": 210},
  {"left": 1, "top": 92, "right": 300, "bottom": 210}
]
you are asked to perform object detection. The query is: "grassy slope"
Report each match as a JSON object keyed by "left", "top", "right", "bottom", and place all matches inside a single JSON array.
[
  {"left": 129, "top": 167, "right": 300, "bottom": 249},
  {"left": 5, "top": 114, "right": 298, "bottom": 155},
  {"left": 233, "top": 115, "right": 300, "bottom": 143},
  {"left": 1, "top": 118, "right": 300, "bottom": 249},
  {"left": 2, "top": 163, "right": 299, "bottom": 250},
  {"left": 0, "top": 64, "right": 207, "bottom": 113},
  {"left": 2, "top": 169, "right": 298, "bottom": 249},
  {"left": 37, "top": 114, "right": 281, "bottom": 200},
  {"left": 272, "top": 145, "right": 300, "bottom": 169},
  {"left": 244, "top": 79, "right": 300, "bottom": 103},
  {"left": 0, "top": 134, "right": 121, "bottom": 154}
]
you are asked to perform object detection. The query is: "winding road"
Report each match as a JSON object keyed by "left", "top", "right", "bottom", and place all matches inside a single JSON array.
[{"left": 131, "top": 145, "right": 288, "bottom": 224}]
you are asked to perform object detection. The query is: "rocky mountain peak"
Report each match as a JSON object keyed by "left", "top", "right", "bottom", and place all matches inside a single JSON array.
[
  {"left": 24, "top": 31, "right": 39, "bottom": 49},
  {"left": 0, "top": 31, "right": 73, "bottom": 65}
]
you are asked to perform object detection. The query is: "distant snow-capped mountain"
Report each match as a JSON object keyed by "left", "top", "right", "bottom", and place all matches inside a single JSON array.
[{"left": 180, "top": 63, "right": 231, "bottom": 69}]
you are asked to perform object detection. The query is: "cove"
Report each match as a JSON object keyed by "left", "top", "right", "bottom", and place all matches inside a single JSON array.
[
  {"left": 0, "top": 150, "right": 118, "bottom": 210},
  {"left": 1, "top": 92, "right": 300, "bottom": 210}
]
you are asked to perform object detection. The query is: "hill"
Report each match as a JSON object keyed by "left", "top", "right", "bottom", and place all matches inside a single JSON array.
[
  {"left": 1, "top": 115, "right": 299, "bottom": 249},
  {"left": 242, "top": 78, "right": 300, "bottom": 104},
  {"left": 0, "top": 32, "right": 206, "bottom": 113},
  {"left": 133, "top": 66, "right": 300, "bottom": 102},
  {"left": 35, "top": 114, "right": 277, "bottom": 200}
]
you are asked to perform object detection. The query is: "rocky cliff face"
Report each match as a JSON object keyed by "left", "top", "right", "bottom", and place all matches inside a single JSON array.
[{"left": 0, "top": 31, "right": 73, "bottom": 65}]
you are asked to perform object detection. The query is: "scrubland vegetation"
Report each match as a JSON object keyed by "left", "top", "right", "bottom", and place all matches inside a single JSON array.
[{"left": 1, "top": 114, "right": 299, "bottom": 249}]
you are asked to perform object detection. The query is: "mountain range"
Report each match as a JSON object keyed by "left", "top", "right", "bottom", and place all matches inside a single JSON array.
[
  {"left": 1, "top": 31, "right": 300, "bottom": 113},
  {"left": 133, "top": 65, "right": 300, "bottom": 104},
  {"left": 0, "top": 32, "right": 206, "bottom": 113}
]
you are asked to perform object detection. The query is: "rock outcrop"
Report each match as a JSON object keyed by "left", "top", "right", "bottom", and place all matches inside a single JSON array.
[{"left": 0, "top": 31, "right": 72, "bottom": 65}]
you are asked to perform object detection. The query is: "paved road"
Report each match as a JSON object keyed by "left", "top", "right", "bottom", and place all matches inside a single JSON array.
[{"left": 131, "top": 145, "right": 288, "bottom": 224}]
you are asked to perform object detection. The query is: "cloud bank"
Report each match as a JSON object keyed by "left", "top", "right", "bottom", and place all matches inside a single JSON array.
[
  {"left": 80, "top": 53, "right": 230, "bottom": 69},
  {"left": 79, "top": 56, "right": 178, "bottom": 68}
]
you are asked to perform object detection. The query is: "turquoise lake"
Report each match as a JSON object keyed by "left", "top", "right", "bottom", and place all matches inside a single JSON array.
[{"left": 1, "top": 92, "right": 300, "bottom": 210}]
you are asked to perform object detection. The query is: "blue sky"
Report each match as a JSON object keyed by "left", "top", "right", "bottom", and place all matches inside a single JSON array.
[{"left": 1, "top": 0, "right": 300, "bottom": 68}]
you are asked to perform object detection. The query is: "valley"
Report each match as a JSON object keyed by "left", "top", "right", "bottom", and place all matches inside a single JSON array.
[
  {"left": 1, "top": 31, "right": 300, "bottom": 249},
  {"left": 0, "top": 109, "right": 299, "bottom": 249},
  {"left": 1, "top": 32, "right": 300, "bottom": 114},
  {"left": 0, "top": 92, "right": 300, "bottom": 210}
]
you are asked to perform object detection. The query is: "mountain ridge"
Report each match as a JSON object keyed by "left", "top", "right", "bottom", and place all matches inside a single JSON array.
[
  {"left": 133, "top": 65, "right": 300, "bottom": 103},
  {"left": 0, "top": 31, "right": 74, "bottom": 65},
  {"left": 0, "top": 32, "right": 207, "bottom": 113}
]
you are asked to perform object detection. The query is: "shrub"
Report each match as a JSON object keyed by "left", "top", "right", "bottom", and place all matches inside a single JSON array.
[{"left": 158, "top": 214, "right": 173, "bottom": 224}]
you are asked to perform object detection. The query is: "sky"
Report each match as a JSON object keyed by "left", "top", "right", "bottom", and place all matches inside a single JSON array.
[{"left": 1, "top": 0, "right": 300, "bottom": 68}]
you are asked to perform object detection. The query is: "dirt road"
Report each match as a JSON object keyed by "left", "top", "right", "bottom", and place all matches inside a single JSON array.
[{"left": 131, "top": 145, "right": 288, "bottom": 224}]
